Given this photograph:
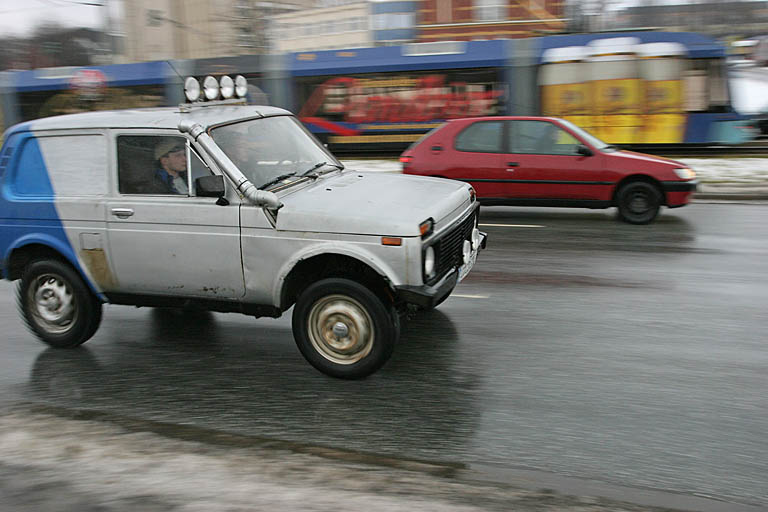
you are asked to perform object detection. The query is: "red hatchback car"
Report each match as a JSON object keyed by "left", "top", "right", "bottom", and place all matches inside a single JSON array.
[{"left": 400, "top": 116, "right": 698, "bottom": 224}]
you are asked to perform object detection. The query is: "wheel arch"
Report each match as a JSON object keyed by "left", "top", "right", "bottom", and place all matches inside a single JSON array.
[
  {"left": 6, "top": 236, "right": 79, "bottom": 281},
  {"left": 277, "top": 251, "right": 396, "bottom": 312},
  {"left": 612, "top": 175, "right": 666, "bottom": 206}
]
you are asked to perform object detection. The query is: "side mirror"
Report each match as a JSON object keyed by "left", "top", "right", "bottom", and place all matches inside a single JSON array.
[
  {"left": 196, "top": 175, "right": 226, "bottom": 198},
  {"left": 576, "top": 144, "right": 593, "bottom": 157}
]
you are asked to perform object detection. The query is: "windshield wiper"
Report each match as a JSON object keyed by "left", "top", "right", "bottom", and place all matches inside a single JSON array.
[
  {"left": 259, "top": 172, "right": 297, "bottom": 190},
  {"left": 300, "top": 161, "right": 344, "bottom": 178}
]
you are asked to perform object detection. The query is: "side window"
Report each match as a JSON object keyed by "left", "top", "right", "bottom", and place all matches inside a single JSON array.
[
  {"left": 510, "top": 121, "right": 580, "bottom": 155},
  {"left": 118, "top": 135, "right": 201, "bottom": 195},
  {"left": 13, "top": 134, "right": 107, "bottom": 197},
  {"left": 454, "top": 121, "right": 503, "bottom": 153}
]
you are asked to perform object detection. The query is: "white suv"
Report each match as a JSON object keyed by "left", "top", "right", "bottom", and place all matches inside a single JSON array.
[{"left": 0, "top": 89, "right": 486, "bottom": 379}]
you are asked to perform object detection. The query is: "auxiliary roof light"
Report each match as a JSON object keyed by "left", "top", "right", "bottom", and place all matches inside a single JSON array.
[
  {"left": 234, "top": 75, "right": 248, "bottom": 98},
  {"left": 203, "top": 75, "right": 219, "bottom": 100},
  {"left": 220, "top": 75, "right": 235, "bottom": 99},
  {"left": 184, "top": 77, "right": 200, "bottom": 102}
]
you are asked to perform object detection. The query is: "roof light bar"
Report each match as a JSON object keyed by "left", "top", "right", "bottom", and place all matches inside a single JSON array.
[
  {"left": 203, "top": 76, "right": 219, "bottom": 101},
  {"left": 220, "top": 76, "right": 235, "bottom": 99},
  {"left": 184, "top": 77, "right": 201, "bottom": 102}
]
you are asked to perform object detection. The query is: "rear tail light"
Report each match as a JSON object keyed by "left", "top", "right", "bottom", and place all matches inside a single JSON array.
[{"left": 400, "top": 155, "right": 413, "bottom": 171}]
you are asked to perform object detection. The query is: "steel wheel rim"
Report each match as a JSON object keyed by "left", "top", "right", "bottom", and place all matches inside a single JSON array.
[
  {"left": 307, "top": 294, "right": 374, "bottom": 365},
  {"left": 28, "top": 273, "right": 77, "bottom": 334}
]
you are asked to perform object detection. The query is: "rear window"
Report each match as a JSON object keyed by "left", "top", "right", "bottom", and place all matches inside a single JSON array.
[
  {"left": 406, "top": 124, "right": 446, "bottom": 151},
  {"left": 454, "top": 121, "right": 503, "bottom": 153}
]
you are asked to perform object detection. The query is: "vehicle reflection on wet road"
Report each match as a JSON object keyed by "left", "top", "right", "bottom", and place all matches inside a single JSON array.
[{"left": 1, "top": 203, "right": 767, "bottom": 508}]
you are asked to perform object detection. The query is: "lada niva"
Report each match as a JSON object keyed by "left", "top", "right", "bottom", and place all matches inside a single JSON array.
[{"left": 0, "top": 76, "right": 486, "bottom": 379}]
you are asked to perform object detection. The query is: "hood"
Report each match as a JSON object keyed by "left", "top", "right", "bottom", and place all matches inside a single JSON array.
[
  {"left": 276, "top": 171, "right": 471, "bottom": 236},
  {"left": 610, "top": 150, "right": 685, "bottom": 169}
]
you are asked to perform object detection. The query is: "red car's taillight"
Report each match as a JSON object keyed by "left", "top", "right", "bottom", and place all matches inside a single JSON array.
[{"left": 400, "top": 155, "right": 413, "bottom": 171}]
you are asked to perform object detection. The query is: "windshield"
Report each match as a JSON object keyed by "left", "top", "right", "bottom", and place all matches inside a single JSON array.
[
  {"left": 211, "top": 116, "right": 341, "bottom": 189},
  {"left": 558, "top": 119, "right": 613, "bottom": 151}
]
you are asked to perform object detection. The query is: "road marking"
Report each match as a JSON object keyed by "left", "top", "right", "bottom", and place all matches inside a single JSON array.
[
  {"left": 479, "top": 223, "right": 545, "bottom": 228},
  {"left": 452, "top": 294, "right": 489, "bottom": 299}
]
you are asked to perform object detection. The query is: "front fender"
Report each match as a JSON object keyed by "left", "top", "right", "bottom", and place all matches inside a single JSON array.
[{"left": 271, "top": 242, "right": 403, "bottom": 307}]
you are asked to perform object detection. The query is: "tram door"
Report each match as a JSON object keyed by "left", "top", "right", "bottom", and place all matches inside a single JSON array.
[
  {"left": 540, "top": 46, "right": 592, "bottom": 135},
  {"left": 587, "top": 37, "right": 642, "bottom": 144},
  {"left": 638, "top": 42, "right": 687, "bottom": 143}
]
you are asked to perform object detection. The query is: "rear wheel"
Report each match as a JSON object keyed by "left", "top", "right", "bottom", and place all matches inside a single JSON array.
[
  {"left": 616, "top": 181, "right": 661, "bottom": 224},
  {"left": 18, "top": 260, "right": 102, "bottom": 348},
  {"left": 292, "top": 278, "right": 399, "bottom": 379}
]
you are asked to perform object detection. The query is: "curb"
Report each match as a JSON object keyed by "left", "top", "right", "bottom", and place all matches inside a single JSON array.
[{"left": 693, "top": 192, "right": 768, "bottom": 201}]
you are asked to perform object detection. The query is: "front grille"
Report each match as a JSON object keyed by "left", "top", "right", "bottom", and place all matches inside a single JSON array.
[{"left": 430, "top": 209, "right": 476, "bottom": 284}]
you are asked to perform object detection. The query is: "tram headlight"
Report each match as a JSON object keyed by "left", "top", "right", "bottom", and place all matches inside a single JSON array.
[
  {"left": 424, "top": 246, "right": 436, "bottom": 279},
  {"left": 674, "top": 167, "right": 696, "bottom": 180}
]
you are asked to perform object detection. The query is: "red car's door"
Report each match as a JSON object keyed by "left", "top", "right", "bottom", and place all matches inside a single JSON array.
[
  {"left": 441, "top": 120, "right": 507, "bottom": 199},
  {"left": 504, "top": 120, "right": 611, "bottom": 201}
]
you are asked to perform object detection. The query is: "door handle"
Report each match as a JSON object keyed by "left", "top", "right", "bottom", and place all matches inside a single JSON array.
[
  {"left": 507, "top": 162, "right": 519, "bottom": 167},
  {"left": 431, "top": 145, "right": 443, "bottom": 152},
  {"left": 111, "top": 208, "right": 134, "bottom": 218}
]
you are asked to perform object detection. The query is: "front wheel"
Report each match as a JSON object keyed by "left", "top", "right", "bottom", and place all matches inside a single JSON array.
[
  {"left": 292, "top": 278, "right": 399, "bottom": 379},
  {"left": 18, "top": 259, "right": 102, "bottom": 348},
  {"left": 616, "top": 181, "right": 661, "bottom": 224}
]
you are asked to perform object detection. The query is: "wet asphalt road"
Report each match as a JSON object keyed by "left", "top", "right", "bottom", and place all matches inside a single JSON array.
[{"left": 0, "top": 202, "right": 766, "bottom": 509}]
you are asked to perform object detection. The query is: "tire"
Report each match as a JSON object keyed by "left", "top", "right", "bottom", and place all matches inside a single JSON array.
[
  {"left": 292, "top": 278, "right": 399, "bottom": 379},
  {"left": 18, "top": 259, "right": 103, "bottom": 348},
  {"left": 616, "top": 181, "right": 661, "bottom": 225}
]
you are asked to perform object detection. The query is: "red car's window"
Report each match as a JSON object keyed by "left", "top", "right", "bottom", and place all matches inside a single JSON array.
[
  {"left": 454, "top": 121, "right": 503, "bottom": 153},
  {"left": 509, "top": 120, "right": 581, "bottom": 155}
]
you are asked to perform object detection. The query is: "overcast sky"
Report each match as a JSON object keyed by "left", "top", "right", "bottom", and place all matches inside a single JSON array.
[{"left": 0, "top": 0, "right": 122, "bottom": 37}]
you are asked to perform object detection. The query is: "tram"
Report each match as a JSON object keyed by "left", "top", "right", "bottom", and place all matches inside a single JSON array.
[{"left": 0, "top": 31, "right": 753, "bottom": 153}]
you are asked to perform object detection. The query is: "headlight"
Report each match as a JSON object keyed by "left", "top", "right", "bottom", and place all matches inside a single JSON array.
[
  {"left": 424, "top": 246, "right": 436, "bottom": 278},
  {"left": 674, "top": 167, "right": 696, "bottom": 180}
]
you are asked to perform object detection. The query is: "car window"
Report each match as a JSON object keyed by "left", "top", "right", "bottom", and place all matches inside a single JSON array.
[
  {"left": 454, "top": 121, "right": 503, "bottom": 153},
  {"left": 117, "top": 135, "right": 211, "bottom": 195},
  {"left": 509, "top": 120, "right": 581, "bottom": 155}
]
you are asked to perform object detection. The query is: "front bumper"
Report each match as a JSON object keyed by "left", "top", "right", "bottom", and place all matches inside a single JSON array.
[
  {"left": 661, "top": 179, "right": 698, "bottom": 193},
  {"left": 395, "top": 231, "right": 487, "bottom": 309}
]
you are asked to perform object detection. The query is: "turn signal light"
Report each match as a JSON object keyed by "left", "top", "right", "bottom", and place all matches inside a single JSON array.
[
  {"left": 419, "top": 218, "right": 434, "bottom": 237},
  {"left": 381, "top": 237, "right": 402, "bottom": 246}
]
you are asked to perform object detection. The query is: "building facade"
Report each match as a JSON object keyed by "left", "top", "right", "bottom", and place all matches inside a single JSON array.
[
  {"left": 121, "top": 0, "right": 313, "bottom": 62},
  {"left": 270, "top": 1, "right": 371, "bottom": 53},
  {"left": 417, "top": 0, "right": 565, "bottom": 42}
]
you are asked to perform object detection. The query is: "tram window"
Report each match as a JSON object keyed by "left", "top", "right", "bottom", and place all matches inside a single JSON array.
[{"left": 684, "top": 59, "right": 729, "bottom": 113}]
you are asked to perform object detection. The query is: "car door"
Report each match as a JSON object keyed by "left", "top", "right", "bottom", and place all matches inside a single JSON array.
[
  {"left": 105, "top": 132, "right": 245, "bottom": 299},
  {"left": 442, "top": 120, "right": 507, "bottom": 199},
  {"left": 504, "top": 120, "right": 610, "bottom": 201}
]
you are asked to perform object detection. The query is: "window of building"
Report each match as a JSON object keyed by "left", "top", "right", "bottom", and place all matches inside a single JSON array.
[{"left": 473, "top": 0, "right": 507, "bottom": 22}]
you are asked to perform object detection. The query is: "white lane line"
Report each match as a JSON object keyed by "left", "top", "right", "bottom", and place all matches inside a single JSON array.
[
  {"left": 479, "top": 223, "right": 545, "bottom": 228},
  {"left": 451, "top": 294, "right": 489, "bottom": 299}
]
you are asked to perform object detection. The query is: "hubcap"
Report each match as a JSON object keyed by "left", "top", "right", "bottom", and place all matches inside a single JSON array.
[
  {"left": 29, "top": 273, "right": 77, "bottom": 334},
  {"left": 628, "top": 191, "right": 651, "bottom": 214},
  {"left": 307, "top": 294, "right": 374, "bottom": 365}
]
